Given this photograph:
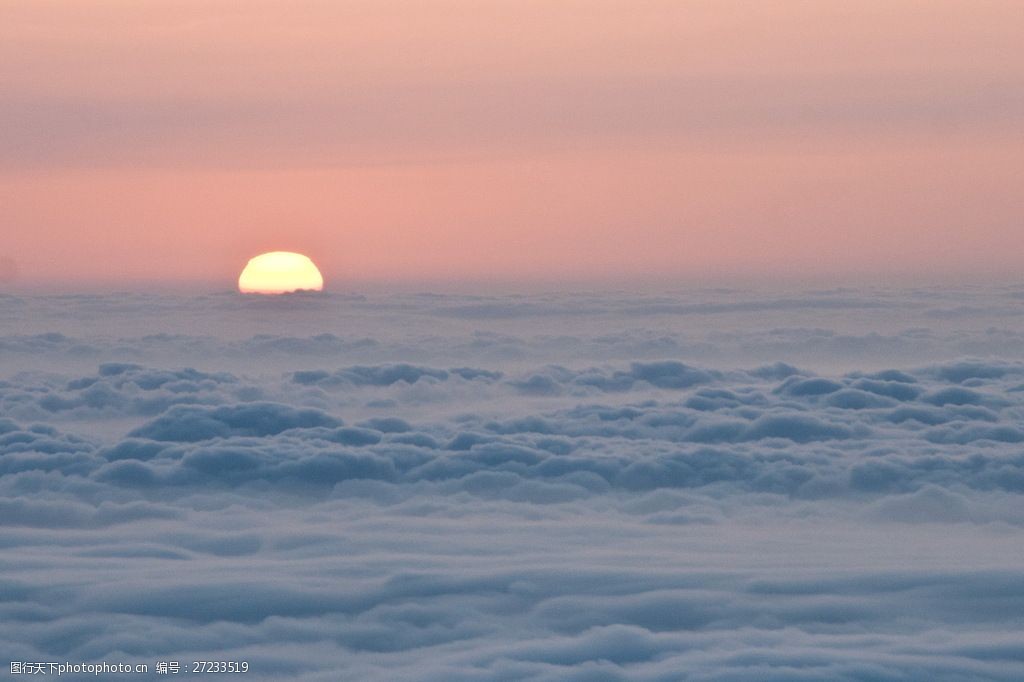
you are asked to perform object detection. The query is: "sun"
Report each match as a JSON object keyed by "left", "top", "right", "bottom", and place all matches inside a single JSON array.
[{"left": 238, "top": 252, "right": 324, "bottom": 294}]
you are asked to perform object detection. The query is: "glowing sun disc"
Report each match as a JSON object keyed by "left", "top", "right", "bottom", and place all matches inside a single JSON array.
[{"left": 238, "top": 251, "right": 324, "bottom": 294}]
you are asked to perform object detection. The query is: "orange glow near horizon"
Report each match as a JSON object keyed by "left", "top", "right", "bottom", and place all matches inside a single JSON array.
[
  {"left": 1, "top": 1, "right": 1022, "bottom": 285},
  {"left": 238, "top": 252, "right": 324, "bottom": 294}
]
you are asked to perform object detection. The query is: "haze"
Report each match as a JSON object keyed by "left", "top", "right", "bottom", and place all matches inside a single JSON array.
[{"left": 1, "top": 0, "right": 1022, "bottom": 285}]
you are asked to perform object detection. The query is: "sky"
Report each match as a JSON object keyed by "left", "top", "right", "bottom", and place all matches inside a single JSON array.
[{"left": 2, "top": 0, "right": 1023, "bottom": 286}]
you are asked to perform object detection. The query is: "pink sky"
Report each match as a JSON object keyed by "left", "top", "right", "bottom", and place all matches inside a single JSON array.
[{"left": 1, "top": 0, "right": 1022, "bottom": 286}]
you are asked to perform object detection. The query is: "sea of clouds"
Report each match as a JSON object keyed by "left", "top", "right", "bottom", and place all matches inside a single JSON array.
[{"left": 2, "top": 285, "right": 1024, "bottom": 680}]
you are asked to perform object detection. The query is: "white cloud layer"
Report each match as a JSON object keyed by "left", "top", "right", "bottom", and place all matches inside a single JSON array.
[{"left": 2, "top": 287, "right": 1024, "bottom": 680}]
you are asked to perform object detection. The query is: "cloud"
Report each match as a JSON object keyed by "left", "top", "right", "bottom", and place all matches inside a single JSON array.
[
  {"left": 293, "top": 364, "right": 502, "bottom": 388},
  {"left": 0, "top": 364, "right": 247, "bottom": 422},
  {"left": 863, "top": 485, "right": 974, "bottom": 523},
  {"left": 3, "top": 289, "right": 1024, "bottom": 679},
  {"left": 128, "top": 402, "right": 341, "bottom": 442},
  {"left": 0, "top": 497, "right": 178, "bottom": 528},
  {"left": 5, "top": 289, "right": 1024, "bottom": 374},
  {"left": 0, "top": 356, "right": 1015, "bottom": 506},
  {"left": 927, "top": 361, "right": 1024, "bottom": 383},
  {"left": 509, "top": 362, "right": 719, "bottom": 395}
]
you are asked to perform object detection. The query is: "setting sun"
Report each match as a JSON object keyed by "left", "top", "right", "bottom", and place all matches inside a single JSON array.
[{"left": 238, "top": 251, "right": 324, "bottom": 294}]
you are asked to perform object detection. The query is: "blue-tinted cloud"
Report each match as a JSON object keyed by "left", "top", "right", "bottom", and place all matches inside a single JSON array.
[{"left": 3, "top": 289, "right": 1024, "bottom": 680}]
